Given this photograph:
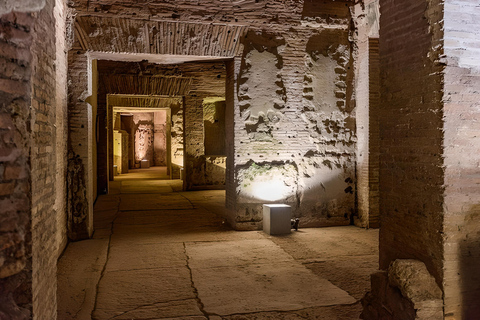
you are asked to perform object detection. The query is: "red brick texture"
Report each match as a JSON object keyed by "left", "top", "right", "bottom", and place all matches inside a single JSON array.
[{"left": 378, "top": 0, "right": 445, "bottom": 284}]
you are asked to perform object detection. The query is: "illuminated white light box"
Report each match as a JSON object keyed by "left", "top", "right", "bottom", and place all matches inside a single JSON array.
[
  {"left": 141, "top": 159, "right": 150, "bottom": 168},
  {"left": 263, "top": 204, "right": 291, "bottom": 235}
]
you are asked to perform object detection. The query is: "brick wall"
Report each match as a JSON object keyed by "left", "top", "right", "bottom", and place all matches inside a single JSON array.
[
  {"left": 30, "top": 0, "right": 63, "bottom": 317},
  {"left": 231, "top": 22, "right": 356, "bottom": 229},
  {"left": 0, "top": 0, "right": 67, "bottom": 318},
  {"left": 442, "top": 1, "right": 480, "bottom": 318},
  {"left": 378, "top": 0, "right": 445, "bottom": 286},
  {"left": 67, "top": 50, "right": 93, "bottom": 241},
  {"left": 0, "top": 10, "right": 35, "bottom": 319},
  {"left": 67, "top": 0, "right": 360, "bottom": 230},
  {"left": 225, "top": 58, "right": 239, "bottom": 214},
  {"left": 367, "top": 38, "right": 380, "bottom": 228},
  {"left": 54, "top": 0, "right": 68, "bottom": 259}
]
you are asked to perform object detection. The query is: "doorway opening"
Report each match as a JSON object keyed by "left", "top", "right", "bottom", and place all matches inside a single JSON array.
[{"left": 105, "top": 94, "right": 185, "bottom": 194}]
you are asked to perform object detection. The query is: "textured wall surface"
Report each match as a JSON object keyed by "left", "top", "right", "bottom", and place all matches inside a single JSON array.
[
  {"left": 0, "top": 0, "right": 46, "bottom": 15},
  {"left": 153, "top": 110, "right": 167, "bottom": 166},
  {"left": 378, "top": 0, "right": 445, "bottom": 284},
  {"left": 67, "top": 0, "right": 359, "bottom": 229},
  {"left": 133, "top": 113, "right": 155, "bottom": 165},
  {"left": 30, "top": 0, "right": 60, "bottom": 317},
  {"left": 365, "top": 0, "right": 446, "bottom": 316},
  {"left": 95, "top": 60, "right": 226, "bottom": 188},
  {"left": 353, "top": 0, "right": 380, "bottom": 228},
  {"left": 67, "top": 51, "right": 93, "bottom": 241},
  {"left": 0, "top": 0, "right": 68, "bottom": 318},
  {"left": 54, "top": 0, "right": 68, "bottom": 259},
  {"left": 0, "top": 10, "right": 35, "bottom": 320},
  {"left": 442, "top": 0, "right": 480, "bottom": 318}
]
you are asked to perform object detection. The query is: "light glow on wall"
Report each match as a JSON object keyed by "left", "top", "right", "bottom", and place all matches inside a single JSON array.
[{"left": 249, "top": 179, "right": 291, "bottom": 202}]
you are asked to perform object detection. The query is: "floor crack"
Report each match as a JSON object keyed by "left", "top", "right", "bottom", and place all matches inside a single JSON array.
[
  {"left": 178, "top": 193, "right": 197, "bottom": 209},
  {"left": 183, "top": 242, "right": 210, "bottom": 319},
  {"left": 91, "top": 196, "right": 121, "bottom": 319}
]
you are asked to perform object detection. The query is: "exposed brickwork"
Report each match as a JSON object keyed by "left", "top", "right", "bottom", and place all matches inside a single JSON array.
[
  {"left": 95, "top": 60, "right": 226, "bottom": 190},
  {"left": 1, "top": 0, "right": 68, "bottom": 318},
  {"left": 30, "top": 0, "right": 61, "bottom": 317},
  {"left": 362, "top": 260, "right": 442, "bottom": 320},
  {"left": 54, "top": 0, "right": 68, "bottom": 260},
  {"left": 367, "top": 38, "right": 380, "bottom": 228},
  {"left": 0, "top": 10, "right": 35, "bottom": 320},
  {"left": 66, "top": 1, "right": 360, "bottom": 231},
  {"left": 378, "top": 0, "right": 445, "bottom": 288},
  {"left": 67, "top": 50, "right": 93, "bottom": 241},
  {"left": 225, "top": 58, "right": 239, "bottom": 215},
  {"left": 352, "top": 0, "right": 380, "bottom": 228}
]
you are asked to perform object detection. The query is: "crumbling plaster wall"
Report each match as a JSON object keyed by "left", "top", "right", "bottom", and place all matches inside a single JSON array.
[
  {"left": 0, "top": 0, "right": 46, "bottom": 15},
  {"left": 0, "top": 0, "right": 68, "bottom": 318},
  {"left": 69, "top": 0, "right": 361, "bottom": 229},
  {"left": 230, "top": 8, "right": 357, "bottom": 229}
]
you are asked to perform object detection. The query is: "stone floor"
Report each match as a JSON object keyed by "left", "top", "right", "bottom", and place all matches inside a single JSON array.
[{"left": 57, "top": 167, "right": 379, "bottom": 320}]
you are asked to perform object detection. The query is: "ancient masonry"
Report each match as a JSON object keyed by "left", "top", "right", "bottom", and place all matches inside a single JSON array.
[{"left": 1, "top": 0, "right": 480, "bottom": 319}]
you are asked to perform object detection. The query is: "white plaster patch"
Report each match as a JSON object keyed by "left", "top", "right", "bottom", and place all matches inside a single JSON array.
[
  {"left": 239, "top": 49, "right": 285, "bottom": 125},
  {"left": 0, "top": 0, "right": 45, "bottom": 15}
]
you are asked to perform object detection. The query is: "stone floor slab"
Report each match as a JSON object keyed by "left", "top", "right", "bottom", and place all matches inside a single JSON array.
[
  {"left": 120, "top": 180, "right": 174, "bottom": 194},
  {"left": 119, "top": 193, "right": 193, "bottom": 211},
  {"left": 191, "top": 262, "right": 356, "bottom": 315},
  {"left": 57, "top": 239, "right": 109, "bottom": 320},
  {"left": 186, "top": 239, "right": 295, "bottom": 268},
  {"left": 58, "top": 168, "right": 378, "bottom": 319},
  {"left": 93, "top": 267, "right": 195, "bottom": 320},
  {"left": 187, "top": 240, "right": 356, "bottom": 315},
  {"left": 106, "top": 242, "right": 186, "bottom": 271}
]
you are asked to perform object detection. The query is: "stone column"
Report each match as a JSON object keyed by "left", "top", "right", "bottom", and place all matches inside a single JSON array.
[
  {"left": 225, "top": 57, "right": 242, "bottom": 228},
  {"left": 353, "top": 0, "right": 380, "bottom": 228}
]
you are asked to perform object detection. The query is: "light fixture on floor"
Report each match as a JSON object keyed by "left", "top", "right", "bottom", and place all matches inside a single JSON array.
[
  {"left": 141, "top": 159, "right": 150, "bottom": 168},
  {"left": 263, "top": 204, "right": 292, "bottom": 235}
]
